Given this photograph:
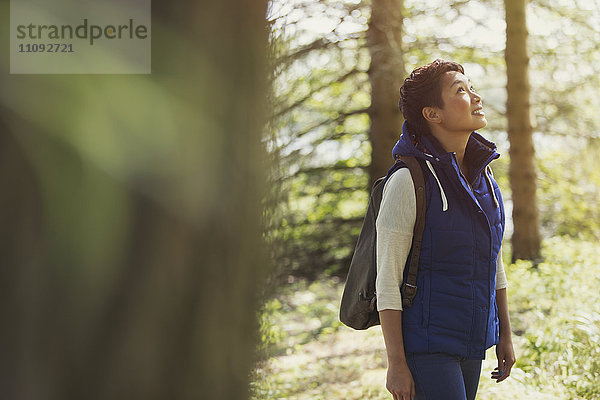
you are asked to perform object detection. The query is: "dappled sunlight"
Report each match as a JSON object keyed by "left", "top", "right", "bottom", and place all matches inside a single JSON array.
[{"left": 254, "top": 237, "right": 600, "bottom": 398}]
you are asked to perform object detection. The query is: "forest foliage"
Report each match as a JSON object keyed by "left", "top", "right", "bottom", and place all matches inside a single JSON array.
[{"left": 265, "top": 0, "right": 600, "bottom": 278}]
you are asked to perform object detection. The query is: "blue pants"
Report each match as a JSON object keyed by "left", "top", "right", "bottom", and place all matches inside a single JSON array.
[{"left": 406, "top": 352, "right": 482, "bottom": 400}]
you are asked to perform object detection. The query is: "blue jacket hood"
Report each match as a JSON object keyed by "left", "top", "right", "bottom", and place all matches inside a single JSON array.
[{"left": 392, "top": 122, "right": 499, "bottom": 179}]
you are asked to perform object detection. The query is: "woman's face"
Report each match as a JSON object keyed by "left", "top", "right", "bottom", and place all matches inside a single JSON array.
[{"left": 428, "top": 71, "right": 487, "bottom": 134}]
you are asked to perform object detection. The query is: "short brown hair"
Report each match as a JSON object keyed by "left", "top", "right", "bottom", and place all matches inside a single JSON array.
[{"left": 398, "top": 59, "right": 464, "bottom": 137}]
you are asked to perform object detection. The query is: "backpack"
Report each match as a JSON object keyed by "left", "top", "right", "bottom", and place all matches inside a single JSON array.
[{"left": 339, "top": 155, "right": 426, "bottom": 330}]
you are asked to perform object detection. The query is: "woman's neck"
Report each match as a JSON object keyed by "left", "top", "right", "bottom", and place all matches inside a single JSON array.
[{"left": 430, "top": 129, "right": 471, "bottom": 175}]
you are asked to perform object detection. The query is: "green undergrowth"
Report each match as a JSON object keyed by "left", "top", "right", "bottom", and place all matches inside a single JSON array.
[
  {"left": 251, "top": 237, "right": 600, "bottom": 399},
  {"left": 505, "top": 237, "right": 600, "bottom": 399}
]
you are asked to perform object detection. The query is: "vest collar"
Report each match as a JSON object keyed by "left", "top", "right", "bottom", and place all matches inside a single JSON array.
[{"left": 392, "top": 121, "right": 500, "bottom": 179}]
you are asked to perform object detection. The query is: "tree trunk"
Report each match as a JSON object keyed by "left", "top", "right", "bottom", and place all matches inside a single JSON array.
[
  {"left": 504, "top": 0, "right": 541, "bottom": 261},
  {"left": 0, "top": 0, "right": 270, "bottom": 399},
  {"left": 367, "top": 0, "right": 406, "bottom": 189}
]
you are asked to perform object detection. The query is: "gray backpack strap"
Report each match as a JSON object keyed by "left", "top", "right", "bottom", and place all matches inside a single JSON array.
[{"left": 398, "top": 155, "right": 427, "bottom": 308}]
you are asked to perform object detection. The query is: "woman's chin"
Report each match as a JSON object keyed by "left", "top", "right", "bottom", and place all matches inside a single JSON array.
[{"left": 474, "top": 118, "right": 487, "bottom": 130}]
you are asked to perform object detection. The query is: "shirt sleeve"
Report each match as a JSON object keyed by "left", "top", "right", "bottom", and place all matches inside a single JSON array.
[
  {"left": 375, "top": 168, "right": 416, "bottom": 311},
  {"left": 488, "top": 165, "right": 508, "bottom": 290},
  {"left": 496, "top": 247, "right": 509, "bottom": 290}
]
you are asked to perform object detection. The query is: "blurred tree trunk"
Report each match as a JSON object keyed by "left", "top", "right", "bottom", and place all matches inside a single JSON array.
[
  {"left": 505, "top": 0, "right": 541, "bottom": 261},
  {"left": 0, "top": 0, "right": 270, "bottom": 399},
  {"left": 367, "top": 0, "right": 406, "bottom": 188}
]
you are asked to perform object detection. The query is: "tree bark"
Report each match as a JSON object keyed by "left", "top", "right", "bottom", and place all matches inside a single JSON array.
[
  {"left": 504, "top": 0, "right": 541, "bottom": 261},
  {"left": 367, "top": 0, "right": 406, "bottom": 189},
  {"left": 0, "top": 0, "right": 270, "bottom": 399}
]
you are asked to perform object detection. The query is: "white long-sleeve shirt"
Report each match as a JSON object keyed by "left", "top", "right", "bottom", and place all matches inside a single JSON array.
[{"left": 375, "top": 168, "right": 508, "bottom": 312}]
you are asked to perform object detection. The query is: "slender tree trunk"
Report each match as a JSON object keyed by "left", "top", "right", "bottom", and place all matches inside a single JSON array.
[
  {"left": 0, "top": 0, "right": 270, "bottom": 399},
  {"left": 367, "top": 0, "right": 406, "bottom": 189},
  {"left": 504, "top": 0, "right": 541, "bottom": 261}
]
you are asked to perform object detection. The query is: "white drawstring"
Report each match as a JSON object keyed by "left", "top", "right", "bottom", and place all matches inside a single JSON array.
[
  {"left": 426, "top": 160, "right": 448, "bottom": 212},
  {"left": 485, "top": 166, "right": 499, "bottom": 208}
]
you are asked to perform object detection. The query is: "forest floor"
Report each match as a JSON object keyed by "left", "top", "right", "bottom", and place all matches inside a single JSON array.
[{"left": 251, "top": 238, "right": 600, "bottom": 400}]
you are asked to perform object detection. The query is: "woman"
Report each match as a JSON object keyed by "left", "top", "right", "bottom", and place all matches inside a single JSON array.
[{"left": 375, "top": 59, "right": 516, "bottom": 400}]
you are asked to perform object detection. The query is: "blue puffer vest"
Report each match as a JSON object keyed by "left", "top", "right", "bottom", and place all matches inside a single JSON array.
[{"left": 384, "top": 122, "right": 505, "bottom": 359}]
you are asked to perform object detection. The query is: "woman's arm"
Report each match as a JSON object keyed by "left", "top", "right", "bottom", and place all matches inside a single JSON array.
[
  {"left": 376, "top": 168, "right": 417, "bottom": 398},
  {"left": 379, "top": 310, "right": 415, "bottom": 399},
  {"left": 492, "top": 288, "right": 516, "bottom": 382},
  {"left": 376, "top": 168, "right": 416, "bottom": 311}
]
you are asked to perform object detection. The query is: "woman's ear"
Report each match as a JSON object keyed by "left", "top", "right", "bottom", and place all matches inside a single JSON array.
[{"left": 422, "top": 107, "right": 442, "bottom": 124}]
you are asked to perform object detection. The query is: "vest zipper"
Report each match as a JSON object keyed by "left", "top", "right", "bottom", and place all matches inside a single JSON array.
[{"left": 452, "top": 152, "right": 473, "bottom": 192}]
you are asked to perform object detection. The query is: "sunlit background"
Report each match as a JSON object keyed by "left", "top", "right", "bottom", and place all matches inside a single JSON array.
[{"left": 255, "top": 0, "right": 600, "bottom": 399}]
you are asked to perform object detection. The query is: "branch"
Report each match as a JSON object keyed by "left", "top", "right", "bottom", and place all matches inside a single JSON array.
[
  {"left": 296, "top": 165, "right": 367, "bottom": 175},
  {"left": 274, "top": 35, "right": 362, "bottom": 67},
  {"left": 288, "top": 216, "right": 364, "bottom": 228},
  {"left": 294, "top": 185, "right": 367, "bottom": 197},
  {"left": 312, "top": 130, "right": 367, "bottom": 147},
  {"left": 294, "top": 107, "right": 371, "bottom": 139},
  {"left": 271, "top": 68, "right": 365, "bottom": 119},
  {"left": 274, "top": 164, "right": 367, "bottom": 185}
]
